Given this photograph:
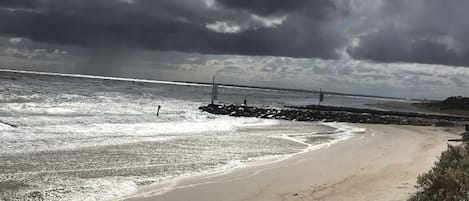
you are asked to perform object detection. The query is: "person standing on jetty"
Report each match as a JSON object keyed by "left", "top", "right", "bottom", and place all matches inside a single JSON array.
[{"left": 157, "top": 105, "right": 161, "bottom": 117}]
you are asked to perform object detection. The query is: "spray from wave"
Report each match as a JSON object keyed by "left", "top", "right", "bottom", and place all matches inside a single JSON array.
[{"left": 0, "top": 70, "right": 367, "bottom": 201}]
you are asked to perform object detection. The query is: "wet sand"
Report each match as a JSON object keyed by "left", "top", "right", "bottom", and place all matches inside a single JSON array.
[{"left": 122, "top": 124, "right": 455, "bottom": 201}]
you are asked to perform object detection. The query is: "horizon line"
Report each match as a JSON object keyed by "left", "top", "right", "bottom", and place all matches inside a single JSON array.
[{"left": 0, "top": 68, "right": 423, "bottom": 101}]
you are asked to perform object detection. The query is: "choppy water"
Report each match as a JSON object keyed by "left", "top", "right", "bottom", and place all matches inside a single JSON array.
[{"left": 0, "top": 70, "right": 372, "bottom": 201}]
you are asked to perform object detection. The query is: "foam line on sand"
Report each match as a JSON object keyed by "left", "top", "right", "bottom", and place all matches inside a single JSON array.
[{"left": 122, "top": 124, "right": 454, "bottom": 201}]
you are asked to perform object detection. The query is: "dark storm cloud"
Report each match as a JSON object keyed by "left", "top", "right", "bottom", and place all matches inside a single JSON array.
[
  {"left": 0, "top": 0, "right": 212, "bottom": 48},
  {"left": 215, "top": 0, "right": 309, "bottom": 15},
  {"left": 347, "top": 0, "right": 469, "bottom": 67},
  {"left": 216, "top": 0, "right": 347, "bottom": 21},
  {"left": 0, "top": 0, "right": 40, "bottom": 9},
  {"left": 3, "top": 0, "right": 469, "bottom": 67},
  {"left": 348, "top": 26, "right": 466, "bottom": 66},
  {"left": 0, "top": 0, "right": 346, "bottom": 59}
]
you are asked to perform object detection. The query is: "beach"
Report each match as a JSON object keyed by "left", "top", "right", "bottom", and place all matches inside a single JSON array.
[
  {"left": 2, "top": 71, "right": 390, "bottom": 201},
  {"left": 124, "top": 124, "right": 456, "bottom": 201},
  {"left": 0, "top": 71, "right": 463, "bottom": 201}
]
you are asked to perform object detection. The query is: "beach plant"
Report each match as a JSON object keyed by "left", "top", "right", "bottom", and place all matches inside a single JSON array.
[{"left": 409, "top": 143, "right": 469, "bottom": 201}]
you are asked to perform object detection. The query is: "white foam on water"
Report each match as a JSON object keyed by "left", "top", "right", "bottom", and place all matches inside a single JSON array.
[
  {"left": 1, "top": 116, "right": 280, "bottom": 154},
  {"left": 39, "top": 122, "right": 364, "bottom": 201},
  {"left": 116, "top": 154, "right": 285, "bottom": 201},
  {"left": 321, "top": 122, "right": 366, "bottom": 142},
  {"left": 0, "top": 70, "right": 374, "bottom": 201},
  {"left": 21, "top": 177, "right": 142, "bottom": 201},
  {"left": 121, "top": 122, "right": 366, "bottom": 200},
  {"left": 271, "top": 122, "right": 366, "bottom": 157},
  {"left": 45, "top": 107, "right": 77, "bottom": 115},
  {"left": 0, "top": 122, "right": 14, "bottom": 130}
]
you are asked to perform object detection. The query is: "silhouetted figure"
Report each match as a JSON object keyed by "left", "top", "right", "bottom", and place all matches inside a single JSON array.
[
  {"left": 157, "top": 105, "right": 161, "bottom": 117},
  {"left": 243, "top": 98, "right": 247, "bottom": 106}
]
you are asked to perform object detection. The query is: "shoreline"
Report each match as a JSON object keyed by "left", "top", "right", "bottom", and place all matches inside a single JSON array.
[
  {"left": 115, "top": 122, "right": 362, "bottom": 200},
  {"left": 123, "top": 124, "right": 456, "bottom": 201}
]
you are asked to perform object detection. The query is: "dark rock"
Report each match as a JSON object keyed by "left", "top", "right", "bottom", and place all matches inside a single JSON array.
[{"left": 199, "top": 104, "right": 465, "bottom": 127}]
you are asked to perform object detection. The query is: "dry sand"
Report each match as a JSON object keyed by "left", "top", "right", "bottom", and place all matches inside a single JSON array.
[{"left": 122, "top": 124, "right": 456, "bottom": 201}]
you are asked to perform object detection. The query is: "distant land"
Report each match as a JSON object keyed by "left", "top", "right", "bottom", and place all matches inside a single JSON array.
[
  {"left": 414, "top": 96, "right": 469, "bottom": 117},
  {"left": 176, "top": 80, "right": 417, "bottom": 102},
  {"left": 0, "top": 68, "right": 430, "bottom": 102}
]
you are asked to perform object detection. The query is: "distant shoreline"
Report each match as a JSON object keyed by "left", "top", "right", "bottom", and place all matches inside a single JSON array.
[{"left": 0, "top": 68, "right": 416, "bottom": 101}]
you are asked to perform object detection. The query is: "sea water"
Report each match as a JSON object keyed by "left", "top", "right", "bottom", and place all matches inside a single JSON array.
[{"left": 0, "top": 70, "right": 373, "bottom": 201}]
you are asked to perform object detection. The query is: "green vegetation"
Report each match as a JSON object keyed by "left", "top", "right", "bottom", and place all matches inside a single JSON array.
[
  {"left": 438, "top": 96, "right": 469, "bottom": 110},
  {"left": 415, "top": 96, "right": 469, "bottom": 117},
  {"left": 409, "top": 143, "right": 469, "bottom": 201}
]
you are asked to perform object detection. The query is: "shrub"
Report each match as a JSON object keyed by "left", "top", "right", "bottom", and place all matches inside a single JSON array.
[{"left": 409, "top": 143, "right": 469, "bottom": 201}]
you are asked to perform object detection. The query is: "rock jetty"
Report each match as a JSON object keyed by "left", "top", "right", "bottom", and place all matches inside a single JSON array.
[{"left": 199, "top": 104, "right": 468, "bottom": 126}]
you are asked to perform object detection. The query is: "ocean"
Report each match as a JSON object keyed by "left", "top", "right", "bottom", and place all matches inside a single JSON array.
[{"left": 0, "top": 70, "right": 378, "bottom": 201}]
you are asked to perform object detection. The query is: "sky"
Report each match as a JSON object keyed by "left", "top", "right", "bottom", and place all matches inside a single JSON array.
[{"left": 0, "top": 0, "right": 468, "bottom": 99}]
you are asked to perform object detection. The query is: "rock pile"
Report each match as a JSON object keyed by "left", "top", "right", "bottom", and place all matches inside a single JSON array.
[{"left": 200, "top": 104, "right": 464, "bottom": 126}]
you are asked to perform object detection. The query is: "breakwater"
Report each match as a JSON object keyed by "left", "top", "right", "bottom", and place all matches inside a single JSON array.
[{"left": 199, "top": 104, "right": 468, "bottom": 126}]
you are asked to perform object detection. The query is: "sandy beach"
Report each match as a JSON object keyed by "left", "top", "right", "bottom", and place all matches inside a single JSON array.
[{"left": 123, "top": 124, "right": 456, "bottom": 201}]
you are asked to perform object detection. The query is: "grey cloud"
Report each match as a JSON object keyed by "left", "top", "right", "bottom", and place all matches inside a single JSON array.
[
  {"left": 347, "top": 0, "right": 469, "bottom": 67},
  {"left": 219, "top": 66, "right": 242, "bottom": 74},
  {"left": 450, "top": 76, "right": 467, "bottom": 87},
  {"left": 348, "top": 26, "right": 467, "bottom": 66},
  {"left": 0, "top": 0, "right": 40, "bottom": 9},
  {"left": 312, "top": 66, "right": 333, "bottom": 74},
  {"left": 3, "top": 0, "right": 469, "bottom": 69},
  {"left": 0, "top": 0, "right": 346, "bottom": 60},
  {"left": 215, "top": 0, "right": 337, "bottom": 17}
]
